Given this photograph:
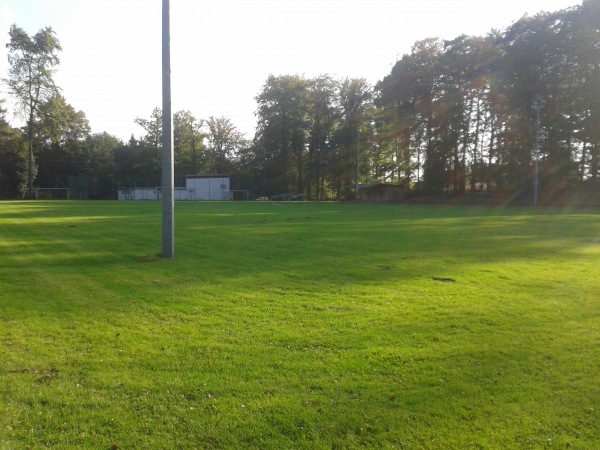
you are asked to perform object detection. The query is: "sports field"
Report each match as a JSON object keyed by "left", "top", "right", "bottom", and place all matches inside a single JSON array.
[{"left": 1, "top": 201, "right": 599, "bottom": 448}]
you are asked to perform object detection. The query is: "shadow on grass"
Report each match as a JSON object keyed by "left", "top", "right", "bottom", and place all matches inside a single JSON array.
[
  {"left": 2, "top": 202, "right": 600, "bottom": 448},
  {"left": 2, "top": 201, "right": 599, "bottom": 279}
]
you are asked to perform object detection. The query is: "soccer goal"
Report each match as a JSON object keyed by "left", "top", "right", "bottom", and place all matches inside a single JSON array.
[
  {"left": 271, "top": 193, "right": 304, "bottom": 205},
  {"left": 35, "top": 188, "right": 71, "bottom": 200}
]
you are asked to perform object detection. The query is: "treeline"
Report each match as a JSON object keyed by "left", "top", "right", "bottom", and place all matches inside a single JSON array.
[
  {"left": 376, "top": 0, "right": 600, "bottom": 203},
  {"left": 0, "top": 97, "right": 246, "bottom": 198},
  {"left": 247, "top": 1, "right": 600, "bottom": 202},
  {"left": 1, "top": 1, "right": 599, "bottom": 202}
]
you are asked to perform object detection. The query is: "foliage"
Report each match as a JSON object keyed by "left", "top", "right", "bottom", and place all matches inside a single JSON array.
[
  {"left": 205, "top": 115, "right": 247, "bottom": 174},
  {"left": 0, "top": 103, "right": 27, "bottom": 198},
  {"left": 376, "top": 2, "right": 600, "bottom": 200},
  {"left": 4, "top": 24, "right": 62, "bottom": 197},
  {"left": 34, "top": 94, "right": 91, "bottom": 190},
  {"left": 173, "top": 110, "right": 205, "bottom": 176},
  {"left": 134, "top": 108, "right": 208, "bottom": 183},
  {"left": 252, "top": 75, "right": 373, "bottom": 199},
  {"left": 0, "top": 201, "right": 599, "bottom": 448},
  {"left": 1, "top": 2, "right": 599, "bottom": 201},
  {"left": 254, "top": 74, "right": 313, "bottom": 196}
]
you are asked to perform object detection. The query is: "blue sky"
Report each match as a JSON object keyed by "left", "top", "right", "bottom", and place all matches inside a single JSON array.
[{"left": 0, "top": 0, "right": 581, "bottom": 140}]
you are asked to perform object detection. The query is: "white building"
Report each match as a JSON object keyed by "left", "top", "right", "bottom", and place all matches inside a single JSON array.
[
  {"left": 117, "top": 175, "right": 231, "bottom": 201},
  {"left": 186, "top": 175, "right": 230, "bottom": 200}
]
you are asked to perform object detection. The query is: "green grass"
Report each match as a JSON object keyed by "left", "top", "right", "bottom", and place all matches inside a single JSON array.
[{"left": 1, "top": 200, "right": 599, "bottom": 449}]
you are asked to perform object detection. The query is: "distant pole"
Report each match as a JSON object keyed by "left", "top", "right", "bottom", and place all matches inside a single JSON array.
[
  {"left": 190, "top": 118, "right": 197, "bottom": 174},
  {"left": 533, "top": 100, "right": 545, "bottom": 207},
  {"left": 162, "top": 0, "right": 174, "bottom": 258},
  {"left": 356, "top": 129, "right": 360, "bottom": 200}
]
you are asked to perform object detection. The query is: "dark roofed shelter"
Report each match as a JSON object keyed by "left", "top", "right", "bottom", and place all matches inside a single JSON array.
[{"left": 359, "top": 184, "right": 406, "bottom": 203}]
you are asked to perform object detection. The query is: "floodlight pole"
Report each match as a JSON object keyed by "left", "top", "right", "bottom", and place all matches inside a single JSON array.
[
  {"left": 162, "top": 0, "right": 175, "bottom": 258},
  {"left": 533, "top": 100, "right": 545, "bottom": 207},
  {"left": 356, "top": 129, "right": 360, "bottom": 200}
]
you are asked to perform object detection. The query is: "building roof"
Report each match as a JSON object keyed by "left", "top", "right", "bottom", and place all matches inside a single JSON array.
[{"left": 186, "top": 174, "right": 230, "bottom": 179}]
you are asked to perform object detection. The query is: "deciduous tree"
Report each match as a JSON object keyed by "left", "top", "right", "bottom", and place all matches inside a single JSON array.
[
  {"left": 205, "top": 116, "right": 245, "bottom": 174},
  {"left": 4, "top": 24, "right": 62, "bottom": 197},
  {"left": 0, "top": 100, "right": 27, "bottom": 198}
]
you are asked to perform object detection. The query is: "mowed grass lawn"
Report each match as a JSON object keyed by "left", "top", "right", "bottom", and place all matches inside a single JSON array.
[{"left": 1, "top": 200, "right": 599, "bottom": 449}]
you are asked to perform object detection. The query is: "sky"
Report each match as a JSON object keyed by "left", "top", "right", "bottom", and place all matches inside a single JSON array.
[{"left": 0, "top": 0, "right": 581, "bottom": 141}]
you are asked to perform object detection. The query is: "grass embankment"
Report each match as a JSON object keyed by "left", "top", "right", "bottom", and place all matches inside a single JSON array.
[{"left": 1, "top": 201, "right": 599, "bottom": 449}]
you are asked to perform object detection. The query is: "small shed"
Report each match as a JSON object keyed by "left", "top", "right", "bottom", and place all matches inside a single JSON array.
[
  {"left": 186, "top": 174, "right": 231, "bottom": 200},
  {"left": 359, "top": 183, "right": 406, "bottom": 203},
  {"left": 117, "top": 174, "right": 232, "bottom": 201}
]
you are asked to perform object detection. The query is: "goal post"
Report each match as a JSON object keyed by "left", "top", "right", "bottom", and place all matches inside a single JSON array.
[
  {"left": 35, "top": 188, "right": 71, "bottom": 200},
  {"left": 271, "top": 193, "right": 305, "bottom": 205}
]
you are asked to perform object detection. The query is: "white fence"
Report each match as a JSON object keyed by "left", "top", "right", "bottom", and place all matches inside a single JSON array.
[{"left": 117, "top": 187, "right": 194, "bottom": 201}]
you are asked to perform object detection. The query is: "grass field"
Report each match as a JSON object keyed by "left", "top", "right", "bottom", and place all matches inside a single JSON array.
[{"left": 1, "top": 200, "right": 599, "bottom": 449}]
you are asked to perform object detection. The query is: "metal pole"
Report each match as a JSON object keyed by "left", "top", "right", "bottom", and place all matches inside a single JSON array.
[
  {"left": 190, "top": 118, "right": 196, "bottom": 175},
  {"left": 533, "top": 100, "right": 545, "bottom": 207},
  {"left": 162, "top": 0, "right": 175, "bottom": 258},
  {"left": 356, "top": 129, "right": 360, "bottom": 200}
]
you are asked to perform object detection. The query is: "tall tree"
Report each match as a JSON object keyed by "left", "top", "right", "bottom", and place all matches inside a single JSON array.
[
  {"left": 205, "top": 116, "right": 245, "bottom": 174},
  {"left": 134, "top": 108, "right": 163, "bottom": 185},
  {"left": 255, "top": 75, "right": 311, "bottom": 196},
  {"left": 135, "top": 107, "right": 163, "bottom": 152},
  {"left": 332, "top": 77, "right": 372, "bottom": 198},
  {"left": 173, "top": 110, "right": 205, "bottom": 177},
  {"left": 306, "top": 75, "right": 338, "bottom": 199},
  {"left": 83, "top": 132, "right": 122, "bottom": 198},
  {"left": 375, "top": 1, "right": 600, "bottom": 202},
  {"left": 34, "top": 94, "right": 91, "bottom": 189},
  {"left": 377, "top": 39, "right": 446, "bottom": 194},
  {"left": 4, "top": 24, "right": 62, "bottom": 197},
  {"left": 134, "top": 108, "right": 208, "bottom": 183},
  {"left": 0, "top": 100, "right": 27, "bottom": 198}
]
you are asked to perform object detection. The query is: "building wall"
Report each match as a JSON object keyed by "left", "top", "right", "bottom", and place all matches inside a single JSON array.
[
  {"left": 118, "top": 188, "right": 159, "bottom": 200},
  {"left": 118, "top": 175, "right": 231, "bottom": 201},
  {"left": 186, "top": 175, "right": 230, "bottom": 200},
  {"left": 118, "top": 188, "right": 192, "bottom": 200}
]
